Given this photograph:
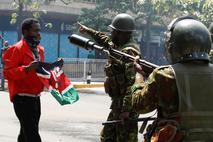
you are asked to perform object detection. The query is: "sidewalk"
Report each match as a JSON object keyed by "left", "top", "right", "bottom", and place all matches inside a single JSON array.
[
  {"left": 72, "top": 81, "right": 104, "bottom": 89},
  {"left": 1, "top": 80, "right": 104, "bottom": 91},
  {"left": 76, "top": 87, "right": 106, "bottom": 95},
  {"left": 73, "top": 82, "right": 105, "bottom": 95}
]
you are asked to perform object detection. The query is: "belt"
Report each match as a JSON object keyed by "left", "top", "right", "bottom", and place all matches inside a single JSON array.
[{"left": 18, "top": 93, "right": 40, "bottom": 98}]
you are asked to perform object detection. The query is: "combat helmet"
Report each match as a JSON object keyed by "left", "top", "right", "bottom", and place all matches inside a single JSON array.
[
  {"left": 165, "top": 16, "right": 211, "bottom": 63},
  {"left": 109, "top": 13, "right": 135, "bottom": 32}
]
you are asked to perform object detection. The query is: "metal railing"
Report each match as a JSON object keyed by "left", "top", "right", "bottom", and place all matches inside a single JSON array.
[
  {"left": 62, "top": 58, "right": 107, "bottom": 82},
  {"left": 0, "top": 58, "right": 107, "bottom": 90}
]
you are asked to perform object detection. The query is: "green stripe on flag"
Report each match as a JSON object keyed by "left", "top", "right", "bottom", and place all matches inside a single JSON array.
[{"left": 51, "top": 87, "right": 79, "bottom": 105}]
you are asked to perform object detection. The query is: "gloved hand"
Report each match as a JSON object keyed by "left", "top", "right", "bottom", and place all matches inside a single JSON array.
[{"left": 134, "top": 56, "right": 145, "bottom": 76}]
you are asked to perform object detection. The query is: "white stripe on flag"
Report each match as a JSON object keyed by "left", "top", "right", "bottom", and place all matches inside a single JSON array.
[{"left": 61, "top": 84, "right": 74, "bottom": 95}]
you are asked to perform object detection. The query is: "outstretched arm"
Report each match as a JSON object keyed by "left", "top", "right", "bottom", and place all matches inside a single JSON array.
[{"left": 78, "top": 22, "right": 114, "bottom": 49}]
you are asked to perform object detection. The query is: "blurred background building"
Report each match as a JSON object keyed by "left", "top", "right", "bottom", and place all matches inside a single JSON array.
[
  {"left": 0, "top": 0, "right": 178, "bottom": 85},
  {"left": 0, "top": 0, "right": 166, "bottom": 64},
  {"left": 0, "top": 0, "right": 97, "bottom": 62}
]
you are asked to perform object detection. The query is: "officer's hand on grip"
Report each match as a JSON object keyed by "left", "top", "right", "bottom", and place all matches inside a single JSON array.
[
  {"left": 25, "top": 60, "right": 39, "bottom": 72},
  {"left": 78, "top": 22, "right": 89, "bottom": 34},
  {"left": 134, "top": 56, "right": 145, "bottom": 76}
]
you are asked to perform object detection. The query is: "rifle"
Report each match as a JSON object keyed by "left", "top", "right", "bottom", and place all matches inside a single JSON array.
[
  {"left": 68, "top": 34, "right": 159, "bottom": 75},
  {"left": 102, "top": 117, "right": 156, "bottom": 125}
]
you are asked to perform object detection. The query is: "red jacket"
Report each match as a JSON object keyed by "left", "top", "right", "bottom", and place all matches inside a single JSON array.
[{"left": 3, "top": 39, "right": 45, "bottom": 102}]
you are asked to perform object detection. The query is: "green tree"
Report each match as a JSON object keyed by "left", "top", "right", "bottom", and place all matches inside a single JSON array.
[
  {"left": 77, "top": 0, "right": 213, "bottom": 37},
  {"left": 175, "top": 0, "right": 213, "bottom": 26},
  {"left": 11, "top": 0, "right": 55, "bottom": 40},
  {"left": 76, "top": 0, "right": 179, "bottom": 59},
  {"left": 77, "top": 0, "right": 136, "bottom": 31},
  {"left": 77, "top": 0, "right": 213, "bottom": 59},
  {"left": 134, "top": 0, "right": 179, "bottom": 57},
  {"left": 135, "top": 0, "right": 213, "bottom": 58}
]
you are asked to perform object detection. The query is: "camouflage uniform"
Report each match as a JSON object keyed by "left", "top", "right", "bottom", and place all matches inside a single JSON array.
[
  {"left": 132, "top": 62, "right": 213, "bottom": 141},
  {"left": 86, "top": 28, "right": 140, "bottom": 142},
  {"left": 132, "top": 17, "right": 213, "bottom": 141},
  {"left": 132, "top": 66, "right": 181, "bottom": 141}
]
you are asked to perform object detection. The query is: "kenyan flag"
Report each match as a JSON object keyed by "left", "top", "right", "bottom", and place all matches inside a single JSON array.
[{"left": 37, "top": 66, "right": 79, "bottom": 105}]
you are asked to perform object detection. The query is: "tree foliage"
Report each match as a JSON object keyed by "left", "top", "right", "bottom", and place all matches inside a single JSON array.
[
  {"left": 11, "top": 0, "right": 55, "bottom": 25},
  {"left": 76, "top": 0, "right": 213, "bottom": 61},
  {"left": 77, "top": 0, "right": 213, "bottom": 32},
  {"left": 11, "top": 0, "right": 56, "bottom": 40},
  {"left": 77, "top": 0, "right": 136, "bottom": 31},
  {"left": 175, "top": 0, "right": 213, "bottom": 26}
]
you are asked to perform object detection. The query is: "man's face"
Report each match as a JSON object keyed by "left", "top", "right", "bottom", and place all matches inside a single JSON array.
[
  {"left": 110, "top": 29, "right": 118, "bottom": 45},
  {"left": 25, "top": 23, "right": 41, "bottom": 38},
  {"left": 110, "top": 29, "right": 132, "bottom": 46}
]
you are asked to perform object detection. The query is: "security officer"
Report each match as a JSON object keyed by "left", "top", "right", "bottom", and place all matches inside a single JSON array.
[
  {"left": 132, "top": 17, "right": 213, "bottom": 141},
  {"left": 79, "top": 13, "right": 140, "bottom": 142}
]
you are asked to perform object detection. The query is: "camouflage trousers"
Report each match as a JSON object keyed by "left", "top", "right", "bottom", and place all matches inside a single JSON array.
[{"left": 100, "top": 108, "right": 139, "bottom": 142}]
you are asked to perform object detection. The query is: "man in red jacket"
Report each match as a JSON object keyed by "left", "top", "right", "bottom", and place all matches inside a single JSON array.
[{"left": 3, "top": 18, "right": 44, "bottom": 142}]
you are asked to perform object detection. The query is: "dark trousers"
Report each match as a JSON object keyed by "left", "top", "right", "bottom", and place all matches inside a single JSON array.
[{"left": 13, "top": 95, "right": 41, "bottom": 142}]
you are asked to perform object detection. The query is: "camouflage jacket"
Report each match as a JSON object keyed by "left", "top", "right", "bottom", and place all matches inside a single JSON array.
[
  {"left": 132, "top": 66, "right": 179, "bottom": 117},
  {"left": 86, "top": 28, "right": 140, "bottom": 112}
]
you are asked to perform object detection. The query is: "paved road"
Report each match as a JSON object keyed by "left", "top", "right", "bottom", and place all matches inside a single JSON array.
[{"left": 0, "top": 88, "right": 155, "bottom": 142}]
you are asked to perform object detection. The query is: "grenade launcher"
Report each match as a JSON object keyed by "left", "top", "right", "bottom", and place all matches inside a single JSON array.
[{"left": 68, "top": 34, "right": 159, "bottom": 75}]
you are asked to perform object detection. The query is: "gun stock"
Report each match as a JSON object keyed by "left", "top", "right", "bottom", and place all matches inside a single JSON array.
[
  {"left": 68, "top": 34, "right": 159, "bottom": 74},
  {"left": 102, "top": 117, "right": 156, "bottom": 125}
]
